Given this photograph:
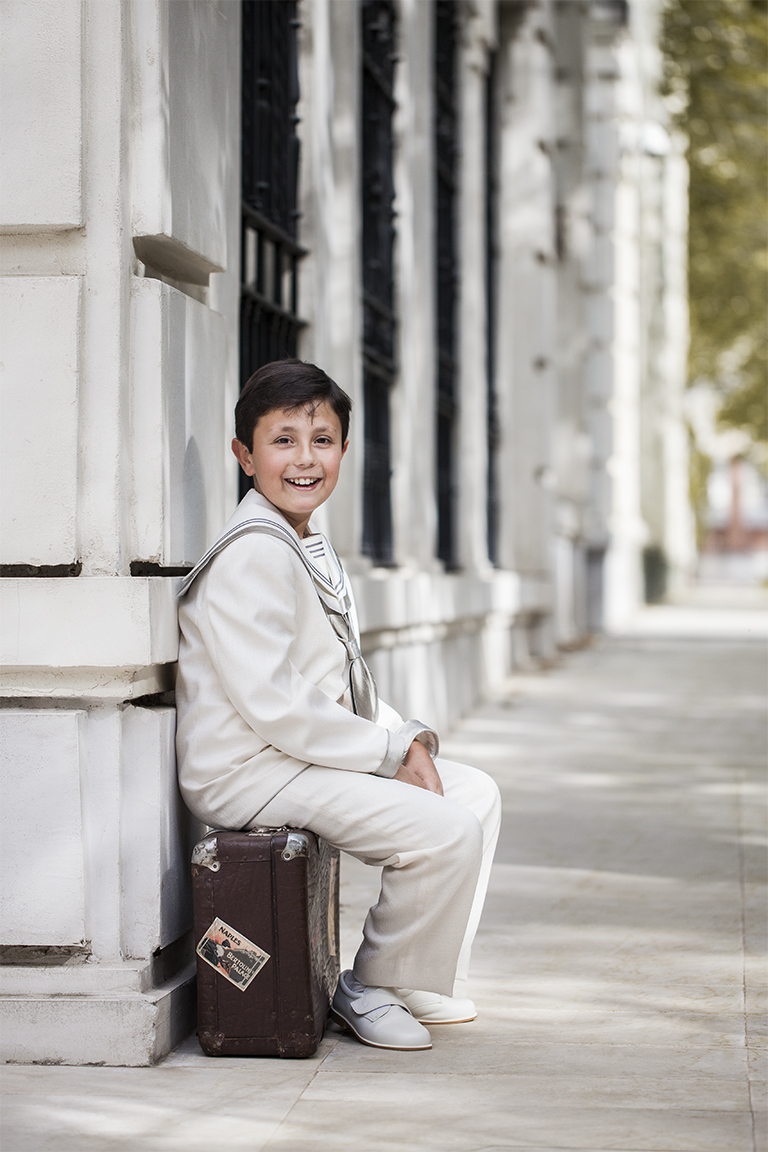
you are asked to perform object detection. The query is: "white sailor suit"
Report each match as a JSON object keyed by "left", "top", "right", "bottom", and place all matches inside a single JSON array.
[{"left": 176, "top": 489, "right": 500, "bottom": 995}]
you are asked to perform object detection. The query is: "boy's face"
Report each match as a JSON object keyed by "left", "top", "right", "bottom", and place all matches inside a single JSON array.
[{"left": 231, "top": 401, "right": 348, "bottom": 536}]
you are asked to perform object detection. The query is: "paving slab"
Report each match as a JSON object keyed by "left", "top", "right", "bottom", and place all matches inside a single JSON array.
[{"left": 2, "top": 601, "right": 766, "bottom": 1152}]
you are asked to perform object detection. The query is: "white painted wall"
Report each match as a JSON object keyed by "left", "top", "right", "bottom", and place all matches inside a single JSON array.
[
  {"left": 0, "top": 711, "right": 86, "bottom": 945},
  {"left": 0, "top": 577, "right": 179, "bottom": 697},
  {"left": 657, "top": 136, "right": 696, "bottom": 587},
  {"left": 495, "top": 2, "right": 557, "bottom": 630},
  {"left": 0, "top": 277, "right": 81, "bottom": 565},
  {"left": 130, "top": 280, "right": 229, "bottom": 566},
  {"left": 0, "top": 0, "right": 239, "bottom": 1066},
  {"left": 131, "top": 0, "right": 231, "bottom": 278},
  {"left": 456, "top": 9, "right": 495, "bottom": 575},
  {"left": 0, "top": 0, "right": 83, "bottom": 232},
  {"left": 120, "top": 706, "right": 202, "bottom": 958},
  {"left": 391, "top": 0, "right": 439, "bottom": 570}
]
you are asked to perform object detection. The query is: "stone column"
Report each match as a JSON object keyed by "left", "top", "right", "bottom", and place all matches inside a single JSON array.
[
  {"left": 456, "top": 2, "right": 496, "bottom": 575},
  {"left": 0, "top": 0, "right": 240, "bottom": 1065},
  {"left": 390, "top": 0, "right": 440, "bottom": 572},
  {"left": 495, "top": 0, "right": 559, "bottom": 660}
]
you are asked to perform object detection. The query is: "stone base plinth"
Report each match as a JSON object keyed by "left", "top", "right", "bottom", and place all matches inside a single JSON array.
[{"left": 0, "top": 964, "right": 196, "bottom": 1066}]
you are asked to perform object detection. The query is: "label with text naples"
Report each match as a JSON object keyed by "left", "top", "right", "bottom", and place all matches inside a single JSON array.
[{"left": 196, "top": 917, "right": 271, "bottom": 992}]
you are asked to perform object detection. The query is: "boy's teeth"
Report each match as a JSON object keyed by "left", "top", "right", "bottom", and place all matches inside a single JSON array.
[{"left": 289, "top": 478, "right": 318, "bottom": 486}]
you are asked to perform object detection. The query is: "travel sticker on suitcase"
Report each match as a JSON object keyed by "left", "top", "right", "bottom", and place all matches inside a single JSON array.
[{"left": 196, "top": 916, "right": 271, "bottom": 992}]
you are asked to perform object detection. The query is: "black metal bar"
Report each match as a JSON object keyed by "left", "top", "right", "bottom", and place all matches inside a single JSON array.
[
  {"left": 361, "top": 0, "right": 397, "bottom": 566},
  {"left": 242, "top": 204, "right": 307, "bottom": 257},
  {"left": 485, "top": 51, "right": 500, "bottom": 566},
  {"left": 241, "top": 284, "right": 309, "bottom": 325},
  {"left": 362, "top": 350, "right": 397, "bottom": 383},
  {"left": 362, "top": 290, "right": 396, "bottom": 325},
  {"left": 362, "top": 50, "right": 398, "bottom": 107},
  {"left": 434, "top": 0, "right": 460, "bottom": 569}
]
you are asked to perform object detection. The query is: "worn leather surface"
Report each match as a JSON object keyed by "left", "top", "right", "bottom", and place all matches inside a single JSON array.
[{"left": 192, "top": 828, "right": 340, "bottom": 1058}]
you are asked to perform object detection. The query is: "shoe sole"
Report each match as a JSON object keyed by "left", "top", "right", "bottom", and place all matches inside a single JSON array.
[
  {"left": 330, "top": 1009, "right": 432, "bottom": 1051},
  {"left": 412, "top": 1013, "right": 477, "bottom": 1024}
]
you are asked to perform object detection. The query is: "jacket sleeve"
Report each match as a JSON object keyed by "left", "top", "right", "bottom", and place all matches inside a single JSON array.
[{"left": 197, "top": 533, "right": 408, "bottom": 776}]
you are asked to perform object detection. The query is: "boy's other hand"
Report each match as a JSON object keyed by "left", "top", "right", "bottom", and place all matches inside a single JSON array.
[{"left": 394, "top": 740, "right": 444, "bottom": 796}]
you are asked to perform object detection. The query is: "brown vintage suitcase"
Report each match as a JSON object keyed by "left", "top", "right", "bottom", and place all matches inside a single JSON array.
[{"left": 191, "top": 828, "right": 340, "bottom": 1057}]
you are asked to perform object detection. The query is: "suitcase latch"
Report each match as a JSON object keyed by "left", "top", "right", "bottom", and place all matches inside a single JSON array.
[
  {"left": 191, "top": 834, "right": 221, "bottom": 872},
  {"left": 281, "top": 832, "right": 309, "bottom": 861}
]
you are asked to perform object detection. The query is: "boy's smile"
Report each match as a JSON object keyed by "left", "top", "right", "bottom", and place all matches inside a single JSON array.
[{"left": 232, "top": 401, "right": 348, "bottom": 538}]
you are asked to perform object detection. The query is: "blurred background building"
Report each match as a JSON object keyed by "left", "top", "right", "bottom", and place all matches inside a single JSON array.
[{"left": 1, "top": 0, "right": 697, "bottom": 1064}]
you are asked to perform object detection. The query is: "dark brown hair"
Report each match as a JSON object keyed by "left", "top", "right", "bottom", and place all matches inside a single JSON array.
[{"left": 235, "top": 359, "right": 352, "bottom": 448}]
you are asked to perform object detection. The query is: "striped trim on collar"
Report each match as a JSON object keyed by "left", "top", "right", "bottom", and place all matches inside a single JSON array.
[{"left": 176, "top": 516, "right": 348, "bottom": 607}]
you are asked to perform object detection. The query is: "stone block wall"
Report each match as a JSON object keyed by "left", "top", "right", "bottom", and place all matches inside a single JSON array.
[{"left": 0, "top": 0, "right": 240, "bottom": 1065}]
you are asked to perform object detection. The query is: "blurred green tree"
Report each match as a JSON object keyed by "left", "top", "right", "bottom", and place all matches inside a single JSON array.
[{"left": 661, "top": 0, "right": 767, "bottom": 446}]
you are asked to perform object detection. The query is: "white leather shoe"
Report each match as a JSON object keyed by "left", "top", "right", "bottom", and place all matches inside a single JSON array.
[
  {"left": 397, "top": 988, "right": 477, "bottom": 1024},
  {"left": 331, "top": 971, "right": 432, "bottom": 1050}
]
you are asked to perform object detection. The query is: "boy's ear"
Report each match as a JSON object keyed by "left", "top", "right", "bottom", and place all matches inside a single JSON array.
[
  {"left": 341, "top": 439, "right": 349, "bottom": 457},
  {"left": 232, "top": 438, "right": 255, "bottom": 476}
]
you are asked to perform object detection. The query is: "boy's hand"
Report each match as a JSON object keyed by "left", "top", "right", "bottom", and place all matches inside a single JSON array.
[{"left": 393, "top": 740, "right": 444, "bottom": 796}]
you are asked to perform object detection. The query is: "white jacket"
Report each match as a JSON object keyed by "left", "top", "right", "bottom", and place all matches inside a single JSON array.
[{"left": 175, "top": 490, "right": 436, "bottom": 828}]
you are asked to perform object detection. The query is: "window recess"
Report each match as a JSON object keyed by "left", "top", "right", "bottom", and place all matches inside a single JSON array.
[
  {"left": 240, "top": 0, "right": 307, "bottom": 494},
  {"left": 485, "top": 50, "right": 500, "bottom": 566},
  {"left": 434, "top": 0, "right": 460, "bottom": 569},
  {"left": 361, "top": 0, "right": 398, "bottom": 565}
]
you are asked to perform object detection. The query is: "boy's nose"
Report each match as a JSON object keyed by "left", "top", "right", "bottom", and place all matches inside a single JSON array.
[{"left": 294, "top": 443, "right": 317, "bottom": 467}]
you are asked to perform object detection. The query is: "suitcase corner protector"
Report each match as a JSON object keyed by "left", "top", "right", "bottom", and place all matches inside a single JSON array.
[
  {"left": 198, "top": 1029, "right": 226, "bottom": 1055},
  {"left": 281, "top": 831, "right": 310, "bottom": 861},
  {"left": 191, "top": 834, "right": 221, "bottom": 871}
]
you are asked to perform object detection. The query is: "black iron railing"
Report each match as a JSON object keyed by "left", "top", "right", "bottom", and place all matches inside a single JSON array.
[
  {"left": 240, "top": 205, "right": 306, "bottom": 378},
  {"left": 485, "top": 52, "right": 500, "bottom": 566},
  {"left": 361, "top": 0, "right": 397, "bottom": 565},
  {"left": 434, "top": 0, "right": 459, "bottom": 568},
  {"left": 242, "top": 0, "right": 299, "bottom": 237}
]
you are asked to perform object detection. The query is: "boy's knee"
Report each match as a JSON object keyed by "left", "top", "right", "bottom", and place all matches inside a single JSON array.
[
  {"left": 385, "top": 790, "right": 484, "bottom": 873},
  {"left": 432, "top": 804, "right": 484, "bottom": 868},
  {"left": 486, "top": 774, "right": 502, "bottom": 822},
  {"left": 472, "top": 770, "right": 502, "bottom": 836},
  {"left": 440, "top": 761, "right": 502, "bottom": 821}
]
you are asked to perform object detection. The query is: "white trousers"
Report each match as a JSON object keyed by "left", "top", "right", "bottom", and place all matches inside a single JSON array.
[{"left": 252, "top": 759, "right": 502, "bottom": 996}]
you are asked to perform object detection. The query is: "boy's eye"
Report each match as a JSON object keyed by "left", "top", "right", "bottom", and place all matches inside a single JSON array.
[
  {"left": 275, "top": 436, "right": 292, "bottom": 444},
  {"left": 315, "top": 436, "right": 333, "bottom": 445}
]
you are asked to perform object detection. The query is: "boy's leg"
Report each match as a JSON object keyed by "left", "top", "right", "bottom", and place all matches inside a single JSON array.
[
  {"left": 251, "top": 762, "right": 490, "bottom": 995},
  {"left": 435, "top": 759, "right": 502, "bottom": 994}
]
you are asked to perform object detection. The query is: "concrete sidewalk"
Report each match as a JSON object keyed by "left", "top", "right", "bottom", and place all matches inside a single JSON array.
[{"left": 2, "top": 606, "right": 766, "bottom": 1151}]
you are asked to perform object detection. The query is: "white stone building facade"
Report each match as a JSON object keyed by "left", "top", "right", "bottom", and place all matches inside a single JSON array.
[{"left": 0, "top": 0, "right": 694, "bottom": 1064}]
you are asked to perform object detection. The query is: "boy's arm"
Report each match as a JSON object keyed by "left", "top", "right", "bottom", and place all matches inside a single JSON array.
[{"left": 198, "top": 534, "right": 410, "bottom": 777}]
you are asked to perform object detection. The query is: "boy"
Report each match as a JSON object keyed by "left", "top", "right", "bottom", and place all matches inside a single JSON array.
[{"left": 176, "top": 359, "right": 501, "bottom": 1051}]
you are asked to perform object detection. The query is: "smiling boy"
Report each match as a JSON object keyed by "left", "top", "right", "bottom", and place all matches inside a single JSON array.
[
  {"left": 231, "top": 395, "right": 348, "bottom": 535},
  {"left": 176, "top": 359, "right": 501, "bottom": 1051}
]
